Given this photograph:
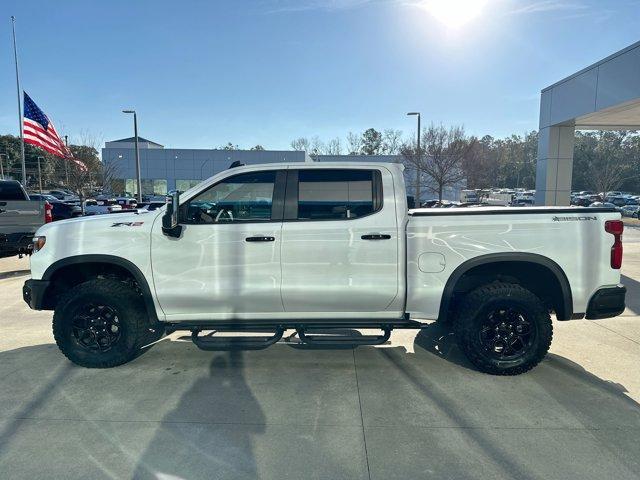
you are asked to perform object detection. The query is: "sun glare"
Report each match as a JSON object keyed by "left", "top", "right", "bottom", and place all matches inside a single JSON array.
[{"left": 423, "top": 0, "right": 487, "bottom": 29}]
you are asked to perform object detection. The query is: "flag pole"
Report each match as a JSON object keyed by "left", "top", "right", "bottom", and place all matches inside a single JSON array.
[{"left": 11, "top": 16, "right": 26, "bottom": 186}]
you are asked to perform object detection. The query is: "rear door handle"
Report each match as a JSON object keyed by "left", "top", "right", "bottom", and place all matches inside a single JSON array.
[
  {"left": 361, "top": 234, "right": 391, "bottom": 240},
  {"left": 246, "top": 236, "right": 275, "bottom": 242}
]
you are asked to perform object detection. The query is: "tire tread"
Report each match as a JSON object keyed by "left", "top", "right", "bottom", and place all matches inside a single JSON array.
[{"left": 453, "top": 282, "right": 553, "bottom": 375}]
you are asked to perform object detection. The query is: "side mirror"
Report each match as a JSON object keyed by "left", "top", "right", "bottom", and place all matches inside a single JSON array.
[{"left": 162, "top": 191, "right": 182, "bottom": 238}]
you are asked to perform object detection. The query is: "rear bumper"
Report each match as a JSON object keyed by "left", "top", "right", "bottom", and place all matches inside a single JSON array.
[
  {"left": 585, "top": 285, "right": 626, "bottom": 319},
  {"left": 23, "top": 279, "right": 50, "bottom": 310},
  {"left": 0, "top": 232, "right": 34, "bottom": 257}
]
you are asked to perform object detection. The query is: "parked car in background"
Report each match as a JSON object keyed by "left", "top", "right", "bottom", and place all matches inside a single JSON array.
[
  {"left": 606, "top": 196, "right": 629, "bottom": 207},
  {"left": 29, "top": 194, "right": 82, "bottom": 221},
  {"left": 142, "top": 194, "right": 167, "bottom": 202},
  {"left": 460, "top": 189, "right": 479, "bottom": 203},
  {"left": 137, "top": 201, "right": 166, "bottom": 212},
  {"left": 512, "top": 198, "right": 534, "bottom": 207},
  {"left": 0, "top": 180, "right": 51, "bottom": 258},
  {"left": 590, "top": 201, "right": 621, "bottom": 212},
  {"left": 621, "top": 205, "right": 640, "bottom": 218},
  {"left": 48, "top": 189, "right": 80, "bottom": 203},
  {"left": 84, "top": 198, "right": 123, "bottom": 215},
  {"left": 115, "top": 197, "right": 138, "bottom": 210}
]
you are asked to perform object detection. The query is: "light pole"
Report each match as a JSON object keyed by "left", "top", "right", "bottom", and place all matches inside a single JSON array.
[
  {"left": 37, "top": 156, "right": 44, "bottom": 193},
  {"left": 63, "top": 135, "right": 70, "bottom": 185},
  {"left": 122, "top": 110, "right": 142, "bottom": 202},
  {"left": 407, "top": 112, "right": 421, "bottom": 205},
  {"left": 0, "top": 153, "right": 7, "bottom": 180}
]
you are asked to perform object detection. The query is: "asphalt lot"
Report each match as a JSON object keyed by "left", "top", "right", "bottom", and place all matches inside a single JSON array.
[{"left": 1, "top": 229, "right": 639, "bottom": 479}]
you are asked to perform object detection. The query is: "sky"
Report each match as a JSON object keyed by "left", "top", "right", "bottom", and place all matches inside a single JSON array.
[{"left": 1, "top": 0, "right": 640, "bottom": 151}]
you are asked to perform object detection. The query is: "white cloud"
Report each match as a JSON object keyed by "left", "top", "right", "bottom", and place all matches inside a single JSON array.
[{"left": 507, "top": 0, "right": 588, "bottom": 16}]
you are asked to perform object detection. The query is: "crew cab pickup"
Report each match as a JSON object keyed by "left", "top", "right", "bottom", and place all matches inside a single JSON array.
[
  {"left": 23, "top": 162, "right": 626, "bottom": 375},
  {"left": 1, "top": 180, "right": 52, "bottom": 258}
]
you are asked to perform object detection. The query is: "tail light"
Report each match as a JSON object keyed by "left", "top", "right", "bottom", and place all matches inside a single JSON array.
[
  {"left": 605, "top": 220, "right": 623, "bottom": 269},
  {"left": 44, "top": 201, "right": 53, "bottom": 223}
]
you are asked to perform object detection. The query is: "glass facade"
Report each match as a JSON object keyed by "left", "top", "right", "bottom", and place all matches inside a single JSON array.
[
  {"left": 122, "top": 179, "right": 167, "bottom": 196},
  {"left": 175, "top": 179, "right": 201, "bottom": 192}
]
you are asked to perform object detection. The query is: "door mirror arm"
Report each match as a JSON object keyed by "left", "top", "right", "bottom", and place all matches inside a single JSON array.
[{"left": 162, "top": 191, "right": 183, "bottom": 238}]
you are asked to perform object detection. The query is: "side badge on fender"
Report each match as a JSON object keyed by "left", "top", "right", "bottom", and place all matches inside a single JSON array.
[{"left": 111, "top": 222, "right": 145, "bottom": 227}]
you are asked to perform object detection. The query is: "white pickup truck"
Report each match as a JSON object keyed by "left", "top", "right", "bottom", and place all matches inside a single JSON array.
[{"left": 23, "top": 162, "right": 626, "bottom": 375}]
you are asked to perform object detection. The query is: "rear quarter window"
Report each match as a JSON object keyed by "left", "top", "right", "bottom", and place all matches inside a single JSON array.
[{"left": 0, "top": 182, "right": 26, "bottom": 201}]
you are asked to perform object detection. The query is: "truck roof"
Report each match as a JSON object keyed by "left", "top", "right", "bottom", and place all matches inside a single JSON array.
[{"left": 229, "top": 161, "right": 403, "bottom": 170}]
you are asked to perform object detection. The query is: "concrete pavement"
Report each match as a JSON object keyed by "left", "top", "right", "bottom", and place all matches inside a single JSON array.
[{"left": 0, "top": 229, "right": 639, "bottom": 479}]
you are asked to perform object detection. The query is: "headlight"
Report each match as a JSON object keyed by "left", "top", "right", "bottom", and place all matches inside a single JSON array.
[{"left": 32, "top": 236, "right": 46, "bottom": 253}]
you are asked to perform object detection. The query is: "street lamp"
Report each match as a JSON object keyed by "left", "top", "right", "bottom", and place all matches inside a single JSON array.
[
  {"left": 407, "top": 112, "right": 421, "bottom": 205},
  {"left": 37, "top": 156, "right": 44, "bottom": 193},
  {"left": 0, "top": 153, "right": 7, "bottom": 180},
  {"left": 122, "top": 109, "right": 142, "bottom": 202}
]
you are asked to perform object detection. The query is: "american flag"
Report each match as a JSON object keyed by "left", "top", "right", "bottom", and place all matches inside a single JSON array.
[{"left": 23, "top": 92, "right": 86, "bottom": 171}]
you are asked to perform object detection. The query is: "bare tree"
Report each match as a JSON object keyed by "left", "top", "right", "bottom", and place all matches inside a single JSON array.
[
  {"left": 219, "top": 142, "right": 239, "bottom": 150},
  {"left": 402, "top": 124, "right": 475, "bottom": 202},
  {"left": 325, "top": 137, "right": 342, "bottom": 155},
  {"left": 381, "top": 129, "right": 403, "bottom": 154},
  {"left": 346, "top": 132, "right": 361, "bottom": 155},
  {"left": 309, "top": 136, "right": 324, "bottom": 156},
  {"left": 586, "top": 131, "right": 633, "bottom": 194},
  {"left": 291, "top": 137, "right": 310, "bottom": 151}
]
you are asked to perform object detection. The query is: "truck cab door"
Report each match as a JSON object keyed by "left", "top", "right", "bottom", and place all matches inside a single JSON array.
[
  {"left": 280, "top": 167, "right": 401, "bottom": 317},
  {"left": 151, "top": 169, "right": 286, "bottom": 321}
]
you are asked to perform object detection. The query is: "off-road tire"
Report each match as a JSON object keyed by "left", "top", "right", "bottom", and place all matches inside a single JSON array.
[
  {"left": 53, "top": 279, "right": 151, "bottom": 368},
  {"left": 453, "top": 282, "right": 553, "bottom": 375}
]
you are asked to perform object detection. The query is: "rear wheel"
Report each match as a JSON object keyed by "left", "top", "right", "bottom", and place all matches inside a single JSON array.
[
  {"left": 453, "top": 282, "right": 552, "bottom": 375},
  {"left": 53, "top": 279, "right": 152, "bottom": 368}
]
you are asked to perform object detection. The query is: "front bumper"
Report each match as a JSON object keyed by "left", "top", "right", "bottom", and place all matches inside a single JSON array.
[
  {"left": 585, "top": 285, "right": 626, "bottom": 319},
  {"left": 23, "top": 279, "right": 51, "bottom": 310}
]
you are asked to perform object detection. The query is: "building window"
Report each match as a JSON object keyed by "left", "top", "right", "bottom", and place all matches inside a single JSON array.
[
  {"left": 125, "top": 179, "right": 138, "bottom": 196},
  {"left": 111, "top": 179, "right": 125, "bottom": 196},
  {"left": 153, "top": 179, "right": 167, "bottom": 195},
  {"left": 141, "top": 179, "right": 154, "bottom": 195},
  {"left": 175, "top": 179, "right": 201, "bottom": 192},
  {"left": 296, "top": 169, "right": 379, "bottom": 220}
]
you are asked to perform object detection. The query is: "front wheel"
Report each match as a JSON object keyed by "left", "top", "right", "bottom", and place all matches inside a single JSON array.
[
  {"left": 453, "top": 282, "right": 553, "bottom": 375},
  {"left": 53, "top": 279, "right": 151, "bottom": 368}
]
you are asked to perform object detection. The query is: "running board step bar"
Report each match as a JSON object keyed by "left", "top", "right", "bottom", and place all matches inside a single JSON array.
[
  {"left": 296, "top": 327, "right": 391, "bottom": 346},
  {"left": 191, "top": 328, "right": 285, "bottom": 351}
]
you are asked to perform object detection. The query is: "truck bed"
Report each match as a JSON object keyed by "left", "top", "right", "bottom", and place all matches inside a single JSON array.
[
  {"left": 405, "top": 206, "right": 622, "bottom": 320},
  {"left": 409, "top": 206, "right": 618, "bottom": 216}
]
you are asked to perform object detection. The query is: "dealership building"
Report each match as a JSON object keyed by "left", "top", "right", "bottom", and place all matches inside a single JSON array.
[
  {"left": 102, "top": 138, "right": 463, "bottom": 201},
  {"left": 535, "top": 40, "right": 640, "bottom": 205}
]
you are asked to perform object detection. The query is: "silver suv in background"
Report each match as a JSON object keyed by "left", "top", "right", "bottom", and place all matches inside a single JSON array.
[{"left": 0, "top": 180, "right": 51, "bottom": 258}]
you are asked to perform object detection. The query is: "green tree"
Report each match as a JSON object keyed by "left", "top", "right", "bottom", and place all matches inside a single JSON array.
[{"left": 360, "top": 128, "right": 382, "bottom": 155}]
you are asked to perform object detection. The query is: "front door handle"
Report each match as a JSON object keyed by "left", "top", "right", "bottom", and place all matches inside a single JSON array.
[
  {"left": 361, "top": 234, "right": 391, "bottom": 240},
  {"left": 246, "top": 236, "right": 275, "bottom": 242}
]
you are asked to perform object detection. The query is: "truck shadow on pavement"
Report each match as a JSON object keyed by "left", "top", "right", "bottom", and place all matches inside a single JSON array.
[
  {"left": 0, "top": 269, "right": 30, "bottom": 281},
  {"left": 0, "top": 329, "right": 639, "bottom": 479},
  {"left": 621, "top": 274, "right": 640, "bottom": 314}
]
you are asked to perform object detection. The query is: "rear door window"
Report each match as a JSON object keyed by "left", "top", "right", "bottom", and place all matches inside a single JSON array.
[{"left": 294, "top": 169, "right": 381, "bottom": 220}]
